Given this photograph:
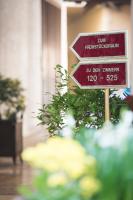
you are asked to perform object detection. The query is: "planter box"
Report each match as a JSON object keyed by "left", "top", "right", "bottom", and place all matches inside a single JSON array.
[{"left": 0, "top": 119, "right": 23, "bottom": 164}]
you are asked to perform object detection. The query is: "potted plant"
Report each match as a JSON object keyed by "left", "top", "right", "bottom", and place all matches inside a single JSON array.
[{"left": 0, "top": 74, "right": 25, "bottom": 164}]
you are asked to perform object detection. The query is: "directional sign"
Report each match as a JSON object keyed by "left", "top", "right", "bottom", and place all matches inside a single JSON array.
[
  {"left": 71, "top": 60, "right": 128, "bottom": 89},
  {"left": 70, "top": 31, "right": 128, "bottom": 60}
]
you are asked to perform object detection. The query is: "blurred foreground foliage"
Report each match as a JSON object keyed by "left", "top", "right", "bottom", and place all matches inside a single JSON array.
[
  {"left": 75, "top": 111, "right": 133, "bottom": 200},
  {"left": 19, "top": 137, "right": 100, "bottom": 200},
  {"left": 20, "top": 111, "right": 133, "bottom": 200}
]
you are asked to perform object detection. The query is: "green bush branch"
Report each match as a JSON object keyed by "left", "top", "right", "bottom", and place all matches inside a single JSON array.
[{"left": 37, "top": 65, "right": 127, "bottom": 135}]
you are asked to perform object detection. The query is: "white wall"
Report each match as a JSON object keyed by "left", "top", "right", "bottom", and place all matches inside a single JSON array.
[
  {"left": 0, "top": 0, "right": 42, "bottom": 135},
  {"left": 42, "top": 1, "right": 61, "bottom": 104}
]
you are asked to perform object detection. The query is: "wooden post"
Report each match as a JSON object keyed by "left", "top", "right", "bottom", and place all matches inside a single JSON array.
[{"left": 105, "top": 88, "right": 110, "bottom": 121}]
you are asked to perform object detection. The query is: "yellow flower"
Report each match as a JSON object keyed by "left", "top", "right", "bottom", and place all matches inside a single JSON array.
[
  {"left": 22, "top": 137, "right": 97, "bottom": 180},
  {"left": 22, "top": 147, "right": 37, "bottom": 165},
  {"left": 47, "top": 173, "right": 68, "bottom": 187},
  {"left": 22, "top": 137, "right": 101, "bottom": 199},
  {"left": 79, "top": 176, "right": 101, "bottom": 198},
  {"left": 86, "top": 156, "right": 97, "bottom": 176}
]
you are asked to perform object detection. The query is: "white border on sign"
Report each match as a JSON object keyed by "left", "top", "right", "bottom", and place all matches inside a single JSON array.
[
  {"left": 70, "top": 30, "right": 128, "bottom": 61},
  {"left": 70, "top": 59, "right": 129, "bottom": 89}
]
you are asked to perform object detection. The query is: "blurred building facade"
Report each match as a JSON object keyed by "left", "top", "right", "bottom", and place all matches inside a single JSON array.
[{"left": 0, "top": 0, "right": 131, "bottom": 135}]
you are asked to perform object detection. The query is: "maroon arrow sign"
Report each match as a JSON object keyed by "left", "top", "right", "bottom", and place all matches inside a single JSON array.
[
  {"left": 71, "top": 61, "right": 128, "bottom": 89},
  {"left": 70, "top": 31, "right": 128, "bottom": 60}
]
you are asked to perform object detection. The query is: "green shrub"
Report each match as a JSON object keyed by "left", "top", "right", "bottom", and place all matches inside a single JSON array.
[{"left": 37, "top": 65, "right": 127, "bottom": 136}]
